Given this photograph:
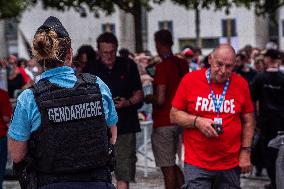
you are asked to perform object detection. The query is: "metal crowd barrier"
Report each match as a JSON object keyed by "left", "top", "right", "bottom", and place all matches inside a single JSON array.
[
  {"left": 268, "top": 131, "right": 284, "bottom": 189},
  {"left": 137, "top": 120, "right": 153, "bottom": 177}
]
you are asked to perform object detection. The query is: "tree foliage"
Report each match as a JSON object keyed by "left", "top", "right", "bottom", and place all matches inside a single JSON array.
[
  {"left": 1, "top": 0, "right": 284, "bottom": 51},
  {"left": 171, "top": 0, "right": 284, "bottom": 15},
  {"left": 0, "top": 0, "right": 31, "bottom": 19},
  {"left": 31, "top": 0, "right": 162, "bottom": 16},
  {"left": 1, "top": 0, "right": 284, "bottom": 20},
  {"left": 28, "top": 0, "right": 284, "bottom": 17}
]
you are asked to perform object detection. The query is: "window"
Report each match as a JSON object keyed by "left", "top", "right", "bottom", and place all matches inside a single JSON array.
[
  {"left": 4, "top": 18, "right": 18, "bottom": 55},
  {"left": 179, "top": 38, "right": 196, "bottom": 51},
  {"left": 221, "top": 19, "right": 237, "bottom": 37},
  {"left": 179, "top": 38, "right": 219, "bottom": 50},
  {"left": 4, "top": 18, "right": 18, "bottom": 40},
  {"left": 202, "top": 38, "right": 219, "bottom": 49},
  {"left": 282, "top": 20, "right": 284, "bottom": 37},
  {"left": 158, "top": 20, "right": 173, "bottom": 35},
  {"left": 102, "top": 23, "right": 115, "bottom": 33}
]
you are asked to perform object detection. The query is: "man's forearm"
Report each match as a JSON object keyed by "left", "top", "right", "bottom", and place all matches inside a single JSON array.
[
  {"left": 241, "top": 113, "right": 255, "bottom": 148},
  {"left": 8, "top": 138, "right": 28, "bottom": 163},
  {"left": 170, "top": 107, "right": 197, "bottom": 128},
  {"left": 110, "top": 125, "right": 117, "bottom": 144}
]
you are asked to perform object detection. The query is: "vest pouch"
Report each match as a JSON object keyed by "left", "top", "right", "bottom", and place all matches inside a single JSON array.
[
  {"left": 35, "top": 96, "right": 109, "bottom": 173},
  {"left": 13, "top": 157, "right": 37, "bottom": 189}
]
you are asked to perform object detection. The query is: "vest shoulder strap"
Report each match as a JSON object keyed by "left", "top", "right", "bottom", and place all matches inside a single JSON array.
[
  {"left": 77, "top": 73, "right": 97, "bottom": 86},
  {"left": 30, "top": 79, "right": 57, "bottom": 98}
]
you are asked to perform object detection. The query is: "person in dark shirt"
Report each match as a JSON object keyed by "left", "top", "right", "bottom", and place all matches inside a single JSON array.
[
  {"left": 75, "top": 45, "right": 97, "bottom": 75},
  {"left": 235, "top": 52, "right": 257, "bottom": 85},
  {"left": 251, "top": 49, "right": 284, "bottom": 189},
  {"left": 91, "top": 32, "right": 143, "bottom": 189}
]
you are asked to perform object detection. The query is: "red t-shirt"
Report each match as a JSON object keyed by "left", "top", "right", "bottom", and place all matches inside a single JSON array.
[
  {"left": 172, "top": 69, "right": 254, "bottom": 170},
  {"left": 19, "top": 67, "right": 31, "bottom": 84},
  {"left": 153, "top": 56, "right": 188, "bottom": 128},
  {"left": 0, "top": 89, "right": 12, "bottom": 137}
]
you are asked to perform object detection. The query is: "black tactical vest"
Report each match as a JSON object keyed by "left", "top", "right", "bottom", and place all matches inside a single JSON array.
[{"left": 29, "top": 73, "right": 111, "bottom": 186}]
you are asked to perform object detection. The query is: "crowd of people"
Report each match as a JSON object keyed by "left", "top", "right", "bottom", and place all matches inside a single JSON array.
[{"left": 0, "top": 16, "right": 283, "bottom": 189}]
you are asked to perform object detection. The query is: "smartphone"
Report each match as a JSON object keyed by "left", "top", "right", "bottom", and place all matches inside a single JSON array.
[{"left": 113, "top": 97, "right": 121, "bottom": 104}]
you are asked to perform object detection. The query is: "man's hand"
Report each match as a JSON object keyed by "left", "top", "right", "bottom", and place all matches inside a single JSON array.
[
  {"left": 115, "top": 97, "right": 130, "bottom": 109},
  {"left": 195, "top": 117, "right": 218, "bottom": 138},
  {"left": 2, "top": 116, "right": 10, "bottom": 124},
  {"left": 239, "top": 150, "right": 252, "bottom": 174}
]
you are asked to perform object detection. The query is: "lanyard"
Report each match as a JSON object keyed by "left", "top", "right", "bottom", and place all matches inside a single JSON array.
[{"left": 206, "top": 69, "right": 230, "bottom": 117}]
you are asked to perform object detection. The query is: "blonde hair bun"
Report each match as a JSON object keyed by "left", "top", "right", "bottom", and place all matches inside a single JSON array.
[
  {"left": 32, "top": 16, "right": 71, "bottom": 68},
  {"left": 32, "top": 30, "right": 60, "bottom": 60}
]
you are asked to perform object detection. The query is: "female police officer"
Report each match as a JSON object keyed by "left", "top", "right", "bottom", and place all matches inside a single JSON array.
[{"left": 8, "top": 16, "right": 118, "bottom": 189}]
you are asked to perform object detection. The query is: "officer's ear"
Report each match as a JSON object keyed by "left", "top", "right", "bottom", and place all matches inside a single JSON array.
[{"left": 65, "top": 48, "right": 73, "bottom": 67}]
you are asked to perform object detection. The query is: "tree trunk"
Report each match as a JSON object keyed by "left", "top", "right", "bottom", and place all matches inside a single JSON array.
[
  {"left": 226, "top": 19, "right": 231, "bottom": 44},
  {"left": 0, "top": 20, "right": 8, "bottom": 58},
  {"left": 195, "top": 6, "right": 201, "bottom": 48},
  {"left": 119, "top": 10, "right": 135, "bottom": 53},
  {"left": 133, "top": 1, "right": 143, "bottom": 53}
]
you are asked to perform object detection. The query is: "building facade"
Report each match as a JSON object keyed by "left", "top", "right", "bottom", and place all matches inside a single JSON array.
[
  {"left": 14, "top": 1, "right": 272, "bottom": 58},
  {"left": 147, "top": 1, "right": 269, "bottom": 54}
]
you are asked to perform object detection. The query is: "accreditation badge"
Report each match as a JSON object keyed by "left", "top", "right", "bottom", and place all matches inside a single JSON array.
[{"left": 214, "top": 117, "right": 222, "bottom": 125}]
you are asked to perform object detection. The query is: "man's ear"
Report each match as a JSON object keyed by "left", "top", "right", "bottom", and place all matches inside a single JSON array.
[
  {"left": 208, "top": 53, "right": 213, "bottom": 65},
  {"left": 65, "top": 48, "right": 73, "bottom": 66}
]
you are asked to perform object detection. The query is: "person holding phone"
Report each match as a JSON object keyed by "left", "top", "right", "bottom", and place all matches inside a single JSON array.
[
  {"left": 170, "top": 44, "right": 255, "bottom": 189},
  {"left": 90, "top": 32, "right": 144, "bottom": 189}
]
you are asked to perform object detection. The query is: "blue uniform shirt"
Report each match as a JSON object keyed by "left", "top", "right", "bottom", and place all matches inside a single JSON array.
[{"left": 8, "top": 66, "right": 118, "bottom": 141}]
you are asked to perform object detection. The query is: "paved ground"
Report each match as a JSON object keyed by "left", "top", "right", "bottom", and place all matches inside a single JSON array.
[
  {"left": 2, "top": 171, "right": 270, "bottom": 189},
  {"left": 3, "top": 151, "right": 270, "bottom": 189},
  {"left": 3, "top": 127, "right": 270, "bottom": 189}
]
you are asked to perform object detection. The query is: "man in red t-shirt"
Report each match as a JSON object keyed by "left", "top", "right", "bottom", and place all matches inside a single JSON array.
[
  {"left": 170, "top": 44, "right": 255, "bottom": 189},
  {"left": 145, "top": 29, "right": 188, "bottom": 189},
  {"left": 0, "top": 89, "right": 12, "bottom": 189}
]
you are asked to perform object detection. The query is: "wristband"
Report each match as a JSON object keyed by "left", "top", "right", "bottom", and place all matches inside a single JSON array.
[
  {"left": 193, "top": 116, "right": 199, "bottom": 127},
  {"left": 240, "top": 147, "right": 252, "bottom": 152}
]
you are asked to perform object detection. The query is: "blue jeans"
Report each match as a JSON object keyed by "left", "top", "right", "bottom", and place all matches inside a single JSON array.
[
  {"left": 0, "top": 136, "right": 7, "bottom": 189},
  {"left": 39, "top": 182, "right": 116, "bottom": 189}
]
